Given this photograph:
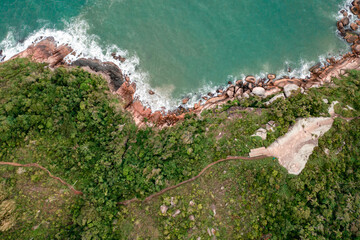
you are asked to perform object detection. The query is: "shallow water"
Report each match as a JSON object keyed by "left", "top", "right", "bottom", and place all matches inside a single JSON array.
[{"left": 0, "top": 0, "right": 352, "bottom": 110}]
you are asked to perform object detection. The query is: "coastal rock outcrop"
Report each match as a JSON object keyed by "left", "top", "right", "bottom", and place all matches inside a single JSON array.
[
  {"left": 11, "top": 37, "right": 72, "bottom": 67},
  {"left": 72, "top": 58, "right": 125, "bottom": 90},
  {"left": 116, "top": 82, "right": 136, "bottom": 107},
  {"left": 7, "top": 1, "right": 360, "bottom": 128}
]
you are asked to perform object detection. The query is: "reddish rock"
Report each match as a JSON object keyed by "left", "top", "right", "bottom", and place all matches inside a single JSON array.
[
  {"left": 132, "top": 101, "right": 146, "bottom": 116},
  {"left": 149, "top": 90, "right": 155, "bottom": 95},
  {"left": 352, "top": 43, "right": 360, "bottom": 54},
  {"left": 273, "top": 79, "right": 290, "bottom": 88},
  {"left": 12, "top": 37, "right": 72, "bottom": 67},
  {"left": 226, "top": 86, "right": 235, "bottom": 98},
  {"left": 245, "top": 75, "right": 256, "bottom": 84},
  {"left": 150, "top": 111, "right": 162, "bottom": 123},
  {"left": 116, "top": 82, "right": 136, "bottom": 107},
  {"left": 337, "top": 21, "right": 344, "bottom": 30},
  {"left": 235, "top": 79, "right": 243, "bottom": 86},
  {"left": 111, "top": 52, "right": 126, "bottom": 62},
  {"left": 351, "top": 23, "right": 359, "bottom": 31},
  {"left": 345, "top": 32, "right": 359, "bottom": 43},
  {"left": 351, "top": 6, "right": 360, "bottom": 15},
  {"left": 235, "top": 88, "right": 243, "bottom": 98},
  {"left": 143, "top": 107, "right": 152, "bottom": 118},
  {"left": 341, "top": 17, "right": 350, "bottom": 26},
  {"left": 182, "top": 98, "right": 190, "bottom": 104},
  {"left": 267, "top": 74, "right": 276, "bottom": 81}
]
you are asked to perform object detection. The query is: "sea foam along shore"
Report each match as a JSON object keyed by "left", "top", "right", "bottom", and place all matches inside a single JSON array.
[
  {"left": 2, "top": 0, "right": 360, "bottom": 127},
  {"left": 0, "top": 0, "right": 353, "bottom": 112},
  {"left": 0, "top": 19, "right": 184, "bottom": 112}
]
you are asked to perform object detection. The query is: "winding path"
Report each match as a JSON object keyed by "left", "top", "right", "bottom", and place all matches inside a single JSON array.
[
  {"left": 117, "top": 155, "right": 268, "bottom": 206},
  {"left": 0, "top": 162, "right": 83, "bottom": 195},
  {"left": 0, "top": 156, "right": 267, "bottom": 204}
]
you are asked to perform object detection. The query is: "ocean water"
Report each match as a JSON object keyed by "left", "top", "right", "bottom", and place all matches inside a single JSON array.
[{"left": 0, "top": 0, "right": 353, "bottom": 110}]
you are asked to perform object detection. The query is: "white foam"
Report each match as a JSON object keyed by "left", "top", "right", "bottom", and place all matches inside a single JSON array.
[
  {"left": 0, "top": 18, "right": 178, "bottom": 111},
  {"left": 0, "top": 0, "right": 354, "bottom": 111}
]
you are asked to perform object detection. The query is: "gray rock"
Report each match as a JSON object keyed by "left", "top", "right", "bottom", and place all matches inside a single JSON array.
[
  {"left": 284, "top": 84, "right": 300, "bottom": 98},
  {"left": 243, "top": 92, "right": 250, "bottom": 99},
  {"left": 234, "top": 88, "right": 243, "bottom": 97},
  {"left": 324, "top": 148, "right": 330, "bottom": 155},
  {"left": 226, "top": 89, "right": 234, "bottom": 98},
  {"left": 172, "top": 209, "right": 181, "bottom": 217},
  {"left": 160, "top": 205, "right": 168, "bottom": 214},
  {"left": 265, "top": 93, "right": 285, "bottom": 106},
  {"left": 251, "top": 128, "right": 267, "bottom": 140},
  {"left": 16, "top": 167, "right": 26, "bottom": 174},
  {"left": 251, "top": 87, "right": 266, "bottom": 97},
  {"left": 226, "top": 86, "right": 235, "bottom": 98},
  {"left": 266, "top": 121, "right": 276, "bottom": 132}
]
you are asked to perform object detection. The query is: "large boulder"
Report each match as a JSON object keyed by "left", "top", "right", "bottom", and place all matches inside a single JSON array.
[
  {"left": 341, "top": 17, "right": 350, "bottom": 26},
  {"left": 251, "top": 128, "right": 267, "bottom": 140},
  {"left": 283, "top": 84, "right": 300, "bottom": 98},
  {"left": 264, "top": 93, "right": 285, "bottom": 106},
  {"left": 344, "top": 32, "right": 359, "bottom": 43},
  {"left": 235, "top": 87, "right": 243, "bottom": 98},
  {"left": 351, "top": 22, "right": 359, "bottom": 31},
  {"left": 352, "top": 43, "right": 360, "bottom": 54},
  {"left": 226, "top": 86, "right": 235, "bottom": 98},
  {"left": 251, "top": 87, "right": 266, "bottom": 97},
  {"left": 245, "top": 75, "right": 256, "bottom": 83}
]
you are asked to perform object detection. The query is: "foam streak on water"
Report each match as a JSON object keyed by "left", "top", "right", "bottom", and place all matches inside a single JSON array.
[{"left": 0, "top": 0, "right": 353, "bottom": 111}]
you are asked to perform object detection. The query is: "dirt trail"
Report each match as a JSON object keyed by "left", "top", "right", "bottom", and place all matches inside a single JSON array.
[
  {"left": 0, "top": 162, "right": 83, "bottom": 195},
  {"left": 118, "top": 155, "right": 268, "bottom": 206}
]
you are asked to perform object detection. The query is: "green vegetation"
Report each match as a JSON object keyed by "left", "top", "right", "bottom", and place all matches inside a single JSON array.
[{"left": 0, "top": 58, "right": 359, "bottom": 239}]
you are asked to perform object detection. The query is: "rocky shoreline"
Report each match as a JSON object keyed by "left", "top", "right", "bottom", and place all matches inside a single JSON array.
[{"left": 2, "top": 1, "right": 360, "bottom": 127}]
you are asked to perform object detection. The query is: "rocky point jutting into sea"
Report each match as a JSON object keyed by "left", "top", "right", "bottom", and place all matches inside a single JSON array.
[{"left": 1, "top": 1, "right": 360, "bottom": 127}]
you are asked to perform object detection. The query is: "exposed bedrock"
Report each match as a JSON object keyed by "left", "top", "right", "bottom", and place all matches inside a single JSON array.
[
  {"left": 72, "top": 58, "right": 125, "bottom": 91},
  {"left": 11, "top": 37, "right": 72, "bottom": 67}
]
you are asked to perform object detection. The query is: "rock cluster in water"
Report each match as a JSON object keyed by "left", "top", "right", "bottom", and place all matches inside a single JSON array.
[{"left": 3, "top": 1, "right": 360, "bottom": 127}]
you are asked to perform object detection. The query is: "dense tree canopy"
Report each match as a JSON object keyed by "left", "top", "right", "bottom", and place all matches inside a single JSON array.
[{"left": 0, "top": 59, "right": 359, "bottom": 239}]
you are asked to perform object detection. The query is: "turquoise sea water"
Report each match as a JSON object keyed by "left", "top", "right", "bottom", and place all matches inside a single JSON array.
[{"left": 0, "top": 0, "right": 352, "bottom": 109}]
